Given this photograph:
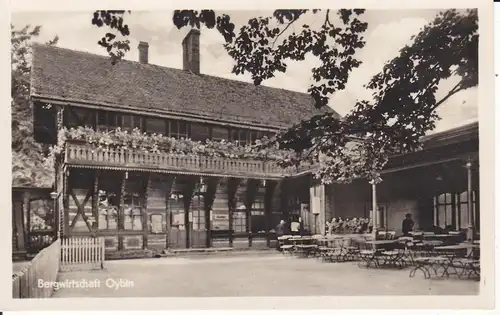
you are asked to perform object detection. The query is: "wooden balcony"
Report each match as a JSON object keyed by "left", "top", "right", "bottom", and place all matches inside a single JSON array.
[{"left": 64, "top": 142, "right": 307, "bottom": 179}]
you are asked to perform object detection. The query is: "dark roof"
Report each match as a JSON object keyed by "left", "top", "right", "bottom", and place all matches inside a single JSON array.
[
  {"left": 30, "top": 44, "right": 339, "bottom": 129},
  {"left": 421, "top": 121, "right": 478, "bottom": 149}
]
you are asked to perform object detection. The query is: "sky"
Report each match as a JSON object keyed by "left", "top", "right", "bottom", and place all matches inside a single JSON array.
[{"left": 12, "top": 9, "right": 478, "bottom": 134}]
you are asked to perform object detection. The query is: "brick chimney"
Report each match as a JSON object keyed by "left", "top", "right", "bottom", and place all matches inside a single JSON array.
[
  {"left": 138, "top": 41, "right": 149, "bottom": 64},
  {"left": 182, "top": 29, "right": 200, "bottom": 74}
]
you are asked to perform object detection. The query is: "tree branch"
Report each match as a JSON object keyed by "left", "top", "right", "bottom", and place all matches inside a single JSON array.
[
  {"left": 271, "top": 15, "right": 301, "bottom": 49},
  {"left": 428, "top": 80, "right": 465, "bottom": 112},
  {"left": 323, "top": 9, "right": 332, "bottom": 27}
]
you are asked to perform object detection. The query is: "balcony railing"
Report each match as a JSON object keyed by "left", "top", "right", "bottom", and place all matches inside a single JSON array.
[{"left": 64, "top": 142, "right": 311, "bottom": 178}]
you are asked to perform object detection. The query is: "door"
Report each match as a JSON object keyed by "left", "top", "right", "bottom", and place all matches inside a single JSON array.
[
  {"left": 189, "top": 195, "right": 207, "bottom": 248},
  {"left": 168, "top": 191, "right": 187, "bottom": 249}
]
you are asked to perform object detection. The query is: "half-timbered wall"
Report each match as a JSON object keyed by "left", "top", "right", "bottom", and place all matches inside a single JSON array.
[{"left": 62, "top": 167, "right": 295, "bottom": 253}]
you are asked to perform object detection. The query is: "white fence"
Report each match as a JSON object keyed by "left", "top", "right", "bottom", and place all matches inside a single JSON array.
[
  {"left": 12, "top": 239, "right": 61, "bottom": 299},
  {"left": 60, "top": 237, "right": 105, "bottom": 272}
]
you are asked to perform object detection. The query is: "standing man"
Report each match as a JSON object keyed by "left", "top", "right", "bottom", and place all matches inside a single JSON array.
[{"left": 402, "top": 213, "right": 415, "bottom": 236}]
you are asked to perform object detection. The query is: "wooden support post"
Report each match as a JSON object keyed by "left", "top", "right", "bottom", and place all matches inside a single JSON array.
[
  {"left": 183, "top": 177, "right": 197, "bottom": 249},
  {"left": 118, "top": 172, "right": 126, "bottom": 250},
  {"left": 245, "top": 179, "right": 260, "bottom": 247},
  {"left": 227, "top": 178, "right": 242, "bottom": 247},
  {"left": 204, "top": 177, "right": 220, "bottom": 248},
  {"left": 142, "top": 173, "right": 150, "bottom": 250},
  {"left": 92, "top": 170, "right": 99, "bottom": 234},
  {"left": 163, "top": 175, "right": 176, "bottom": 249},
  {"left": 466, "top": 160, "right": 475, "bottom": 242},
  {"left": 23, "top": 191, "right": 30, "bottom": 249},
  {"left": 371, "top": 180, "right": 378, "bottom": 240},
  {"left": 264, "top": 180, "right": 277, "bottom": 247}
]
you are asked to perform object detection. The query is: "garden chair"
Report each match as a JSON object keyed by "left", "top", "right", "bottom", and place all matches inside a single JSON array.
[
  {"left": 278, "top": 235, "right": 294, "bottom": 256},
  {"left": 311, "top": 235, "right": 324, "bottom": 258},
  {"left": 357, "top": 240, "right": 380, "bottom": 268},
  {"left": 453, "top": 258, "right": 480, "bottom": 279},
  {"left": 341, "top": 237, "right": 361, "bottom": 261}
]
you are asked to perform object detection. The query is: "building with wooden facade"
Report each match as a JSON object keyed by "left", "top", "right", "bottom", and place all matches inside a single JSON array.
[
  {"left": 30, "top": 29, "right": 337, "bottom": 256},
  {"left": 29, "top": 29, "right": 480, "bottom": 257}
]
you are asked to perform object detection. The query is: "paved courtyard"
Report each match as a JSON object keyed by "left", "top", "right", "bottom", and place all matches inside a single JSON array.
[{"left": 51, "top": 252, "right": 479, "bottom": 297}]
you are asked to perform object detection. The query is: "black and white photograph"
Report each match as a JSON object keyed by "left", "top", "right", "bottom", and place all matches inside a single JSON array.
[{"left": 3, "top": 0, "right": 496, "bottom": 310}]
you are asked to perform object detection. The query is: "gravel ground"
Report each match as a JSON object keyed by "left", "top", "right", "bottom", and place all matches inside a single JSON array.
[{"left": 51, "top": 253, "right": 479, "bottom": 298}]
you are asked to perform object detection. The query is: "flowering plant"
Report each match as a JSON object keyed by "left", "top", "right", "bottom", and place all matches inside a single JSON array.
[
  {"left": 326, "top": 217, "right": 372, "bottom": 234},
  {"left": 43, "top": 126, "right": 301, "bottom": 169}
]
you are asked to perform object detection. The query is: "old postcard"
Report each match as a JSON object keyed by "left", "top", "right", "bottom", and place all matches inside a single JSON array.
[{"left": 1, "top": 0, "right": 495, "bottom": 311}]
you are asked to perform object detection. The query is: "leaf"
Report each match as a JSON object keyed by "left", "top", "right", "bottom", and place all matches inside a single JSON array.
[{"left": 11, "top": 24, "right": 56, "bottom": 187}]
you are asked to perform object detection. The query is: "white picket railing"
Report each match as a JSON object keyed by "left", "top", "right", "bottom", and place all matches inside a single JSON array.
[
  {"left": 60, "top": 237, "right": 105, "bottom": 271},
  {"left": 12, "top": 239, "right": 61, "bottom": 299}
]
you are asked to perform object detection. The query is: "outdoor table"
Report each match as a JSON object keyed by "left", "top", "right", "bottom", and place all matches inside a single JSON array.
[
  {"left": 320, "top": 235, "right": 360, "bottom": 262},
  {"left": 357, "top": 240, "right": 401, "bottom": 268},
  {"left": 292, "top": 237, "right": 315, "bottom": 245},
  {"left": 423, "top": 234, "right": 459, "bottom": 244},
  {"left": 435, "top": 244, "right": 479, "bottom": 251},
  {"left": 365, "top": 240, "right": 398, "bottom": 249}
]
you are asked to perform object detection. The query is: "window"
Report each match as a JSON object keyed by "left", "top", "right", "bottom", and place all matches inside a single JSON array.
[
  {"left": 169, "top": 120, "right": 189, "bottom": 139},
  {"left": 145, "top": 117, "right": 166, "bottom": 135},
  {"left": 435, "top": 191, "right": 478, "bottom": 231},
  {"left": 435, "top": 193, "right": 454, "bottom": 229},
  {"left": 169, "top": 190, "right": 185, "bottom": 227},
  {"left": 190, "top": 123, "right": 211, "bottom": 142},
  {"left": 123, "top": 174, "right": 144, "bottom": 231},
  {"left": 97, "top": 111, "right": 119, "bottom": 132},
  {"left": 211, "top": 126, "right": 229, "bottom": 141},
  {"left": 66, "top": 107, "right": 95, "bottom": 129},
  {"left": 458, "top": 192, "right": 469, "bottom": 230},
  {"left": 232, "top": 211, "right": 246, "bottom": 233},
  {"left": 191, "top": 194, "right": 206, "bottom": 231},
  {"left": 250, "top": 199, "right": 266, "bottom": 234},
  {"left": 122, "top": 114, "right": 143, "bottom": 132},
  {"left": 230, "top": 129, "right": 250, "bottom": 146},
  {"left": 150, "top": 214, "right": 164, "bottom": 233},
  {"left": 249, "top": 131, "right": 258, "bottom": 144},
  {"left": 98, "top": 172, "right": 120, "bottom": 230},
  {"left": 238, "top": 130, "right": 248, "bottom": 146}
]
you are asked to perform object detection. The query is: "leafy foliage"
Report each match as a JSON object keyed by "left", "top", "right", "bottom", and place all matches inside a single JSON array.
[
  {"left": 91, "top": 10, "right": 131, "bottom": 64},
  {"left": 45, "top": 126, "right": 302, "bottom": 170},
  {"left": 11, "top": 25, "right": 58, "bottom": 187},
  {"left": 91, "top": 9, "right": 478, "bottom": 184},
  {"left": 267, "top": 9, "right": 478, "bottom": 183}
]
